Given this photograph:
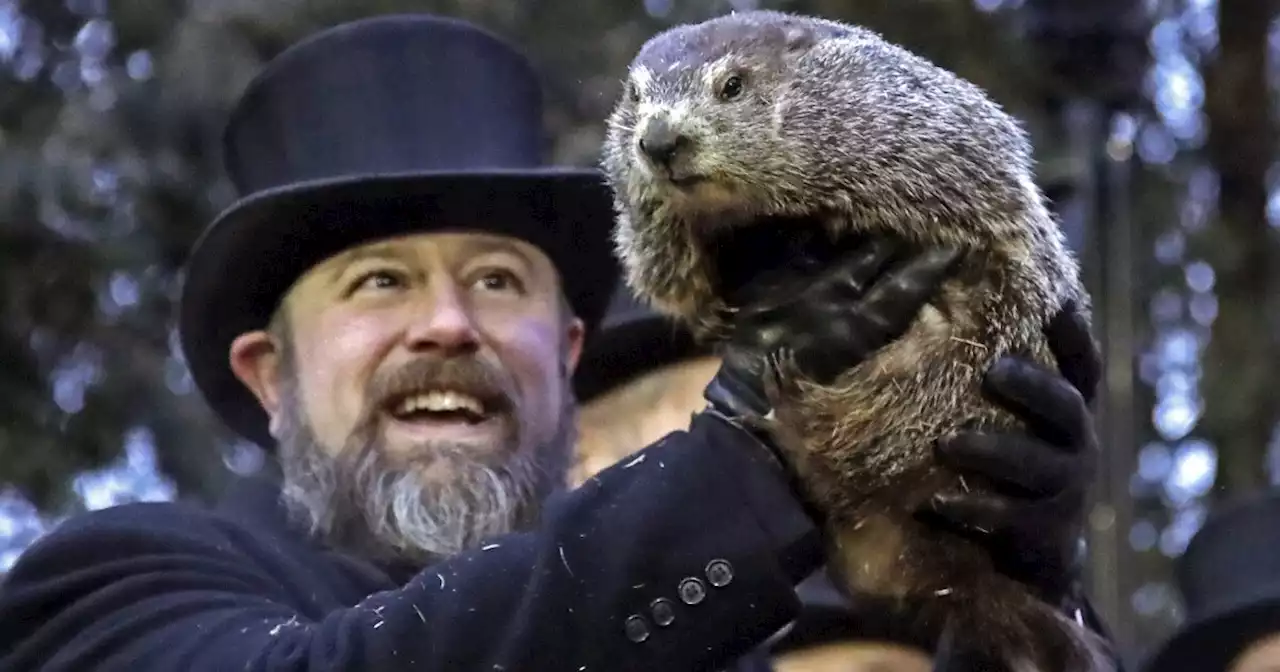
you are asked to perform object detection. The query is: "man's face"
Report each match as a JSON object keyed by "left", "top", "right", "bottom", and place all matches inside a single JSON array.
[{"left": 229, "top": 232, "right": 584, "bottom": 565}]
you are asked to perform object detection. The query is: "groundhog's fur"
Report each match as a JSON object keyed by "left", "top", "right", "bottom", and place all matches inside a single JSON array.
[{"left": 601, "top": 10, "right": 1109, "bottom": 672}]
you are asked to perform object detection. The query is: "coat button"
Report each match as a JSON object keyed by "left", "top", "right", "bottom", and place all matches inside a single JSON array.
[
  {"left": 650, "top": 598, "right": 676, "bottom": 627},
  {"left": 624, "top": 614, "right": 650, "bottom": 643},
  {"left": 706, "top": 559, "right": 734, "bottom": 587},
  {"left": 678, "top": 577, "right": 706, "bottom": 605}
]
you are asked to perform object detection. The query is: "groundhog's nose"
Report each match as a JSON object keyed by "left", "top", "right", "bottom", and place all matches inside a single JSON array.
[{"left": 637, "top": 115, "right": 690, "bottom": 168}]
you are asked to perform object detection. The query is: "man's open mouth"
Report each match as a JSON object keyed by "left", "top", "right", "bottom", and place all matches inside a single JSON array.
[
  {"left": 700, "top": 214, "right": 863, "bottom": 309},
  {"left": 385, "top": 390, "right": 494, "bottom": 426}
]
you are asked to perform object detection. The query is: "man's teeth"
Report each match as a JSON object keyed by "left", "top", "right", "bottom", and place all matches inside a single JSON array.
[{"left": 395, "top": 391, "right": 485, "bottom": 417}]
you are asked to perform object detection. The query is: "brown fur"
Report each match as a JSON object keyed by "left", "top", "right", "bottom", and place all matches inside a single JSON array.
[{"left": 600, "top": 10, "right": 1108, "bottom": 672}]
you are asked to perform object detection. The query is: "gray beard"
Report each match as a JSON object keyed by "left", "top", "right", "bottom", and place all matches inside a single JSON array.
[{"left": 273, "top": 373, "right": 575, "bottom": 568}]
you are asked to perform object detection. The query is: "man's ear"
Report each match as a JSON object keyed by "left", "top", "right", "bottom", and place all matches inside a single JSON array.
[
  {"left": 229, "top": 330, "right": 284, "bottom": 427},
  {"left": 564, "top": 317, "right": 585, "bottom": 374}
]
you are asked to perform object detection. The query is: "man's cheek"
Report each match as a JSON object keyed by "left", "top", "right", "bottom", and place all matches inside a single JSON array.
[
  {"left": 294, "top": 375, "right": 355, "bottom": 451},
  {"left": 507, "top": 331, "right": 570, "bottom": 395}
]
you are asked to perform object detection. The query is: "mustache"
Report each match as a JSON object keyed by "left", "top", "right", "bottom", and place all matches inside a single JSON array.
[{"left": 365, "top": 355, "right": 518, "bottom": 417}]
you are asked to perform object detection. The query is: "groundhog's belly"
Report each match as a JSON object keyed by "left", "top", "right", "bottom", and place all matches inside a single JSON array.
[
  {"left": 882, "top": 302, "right": 952, "bottom": 366},
  {"left": 766, "top": 264, "right": 1061, "bottom": 598},
  {"left": 774, "top": 271, "right": 1056, "bottom": 495}
]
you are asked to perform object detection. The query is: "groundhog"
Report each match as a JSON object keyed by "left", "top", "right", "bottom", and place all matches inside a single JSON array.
[{"left": 600, "top": 10, "right": 1109, "bottom": 672}]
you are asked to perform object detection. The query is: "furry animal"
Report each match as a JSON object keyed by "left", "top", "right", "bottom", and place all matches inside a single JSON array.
[{"left": 600, "top": 10, "right": 1108, "bottom": 672}]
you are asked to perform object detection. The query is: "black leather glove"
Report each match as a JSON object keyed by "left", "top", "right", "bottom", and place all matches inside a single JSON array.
[
  {"left": 918, "top": 300, "right": 1101, "bottom": 606},
  {"left": 703, "top": 239, "right": 962, "bottom": 441}
]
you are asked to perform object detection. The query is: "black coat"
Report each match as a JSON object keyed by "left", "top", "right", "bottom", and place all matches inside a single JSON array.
[{"left": 0, "top": 412, "right": 821, "bottom": 671}]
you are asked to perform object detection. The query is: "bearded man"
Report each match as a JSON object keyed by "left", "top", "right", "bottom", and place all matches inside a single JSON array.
[{"left": 0, "top": 13, "right": 1108, "bottom": 672}]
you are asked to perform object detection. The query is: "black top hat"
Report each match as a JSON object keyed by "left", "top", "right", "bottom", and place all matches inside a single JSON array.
[
  {"left": 1142, "top": 490, "right": 1280, "bottom": 672},
  {"left": 179, "top": 14, "right": 619, "bottom": 449},
  {"left": 571, "top": 286, "right": 710, "bottom": 403}
]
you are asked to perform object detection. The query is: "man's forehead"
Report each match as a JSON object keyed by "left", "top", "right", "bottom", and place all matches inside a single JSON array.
[
  {"left": 321, "top": 232, "right": 550, "bottom": 268},
  {"left": 276, "top": 231, "right": 564, "bottom": 313}
]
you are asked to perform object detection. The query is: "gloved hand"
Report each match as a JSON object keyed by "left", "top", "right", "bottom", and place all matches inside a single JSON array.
[
  {"left": 918, "top": 300, "right": 1101, "bottom": 607},
  {"left": 703, "top": 237, "right": 962, "bottom": 446}
]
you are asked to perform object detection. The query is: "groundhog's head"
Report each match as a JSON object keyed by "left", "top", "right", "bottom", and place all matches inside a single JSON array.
[
  {"left": 601, "top": 11, "right": 855, "bottom": 336},
  {"left": 602, "top": 10, "right": 1040, "bottom": 338},
  {"left": 603, "top": 12, "right": 848, "bottom": 214}
]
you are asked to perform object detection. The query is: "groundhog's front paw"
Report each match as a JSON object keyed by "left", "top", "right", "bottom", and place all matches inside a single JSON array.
[
  {"left": 696, "top": 301, "right": 736, "bottom": 343},
  {"left": 759, "top": 346, "right": 805, "bottom": 408}
]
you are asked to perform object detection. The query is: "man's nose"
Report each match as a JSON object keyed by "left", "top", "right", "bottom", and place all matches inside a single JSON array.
[
  {"left": 404, "top": 287, "right": 480, "bottom": 355},
  {"left": 637, "top": 114, "right": 689, "bottom": 168}
]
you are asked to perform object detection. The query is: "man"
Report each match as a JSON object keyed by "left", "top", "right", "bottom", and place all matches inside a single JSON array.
[
  {"left": 0, "top": 13, "right": 1104, "bottom": 672},
  {"left": 571, "top": 289, "right": 1116, "bottom": 671},
  {"left": 1141, "top": 490, "right": 1280, "bottom": 672}
]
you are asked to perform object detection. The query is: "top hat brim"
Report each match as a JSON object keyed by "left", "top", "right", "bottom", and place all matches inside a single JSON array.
[
  {"left": 571, "top": 312, "right": 709, "bottom": 404},
  {"left": 1141, "top": 595, "right": 1280, "bottom": 672},
  {"left": 180, "top": 167, "right": 619, "bottom": 449}
]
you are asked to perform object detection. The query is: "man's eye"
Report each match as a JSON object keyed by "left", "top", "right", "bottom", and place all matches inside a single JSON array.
[
  {"left": 476, "top": 269, "right": 524, "bottom": 294},
  {"left": 348, "top": 270, "right": 404, "bottom": 294}
]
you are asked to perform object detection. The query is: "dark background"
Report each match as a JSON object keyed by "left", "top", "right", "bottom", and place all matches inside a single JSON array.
[{"left": 1, "top": 0, "right": 1276, "bottom": 661}]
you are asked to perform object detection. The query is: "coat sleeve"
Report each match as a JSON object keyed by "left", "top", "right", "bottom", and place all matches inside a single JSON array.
[{"left": 0, "top": 412, "right": 823, "bottom": 672}]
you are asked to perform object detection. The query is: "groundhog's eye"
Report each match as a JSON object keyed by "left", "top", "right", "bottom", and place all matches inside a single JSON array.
[{"left": 718, "top": 75, "right": 745, "bottom": 101}]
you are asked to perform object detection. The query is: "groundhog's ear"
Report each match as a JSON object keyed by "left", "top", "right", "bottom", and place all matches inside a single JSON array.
[{"left": 783, "top": 25, "right": 817, "bottom": 52}]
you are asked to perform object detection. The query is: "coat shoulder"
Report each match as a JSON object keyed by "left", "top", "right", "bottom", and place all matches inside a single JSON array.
[
  {"left": 7, "top": 500, "right": 250, "bottom": 578},
  {"left": 53, "top": 499, "right": 228, "bottom": 539}
]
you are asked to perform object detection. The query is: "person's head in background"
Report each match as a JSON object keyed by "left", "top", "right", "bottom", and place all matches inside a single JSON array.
[
  {"left": 569, "top": 289, "right": 716, "bottom": 486},
  {"left": 1142, "top": 489, "right": 1280, "bottom": 672},
  {"left": 571, "top": 288, "right": 934, "bottom": 672}
]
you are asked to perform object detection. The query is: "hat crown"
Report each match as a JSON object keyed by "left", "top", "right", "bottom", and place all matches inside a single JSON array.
[
  {"left": 222, "top": 14, "right": 546, "bottom": 197},
  {"left": 1176, "top": 490, "right": 1280, "bottom": 618}
]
